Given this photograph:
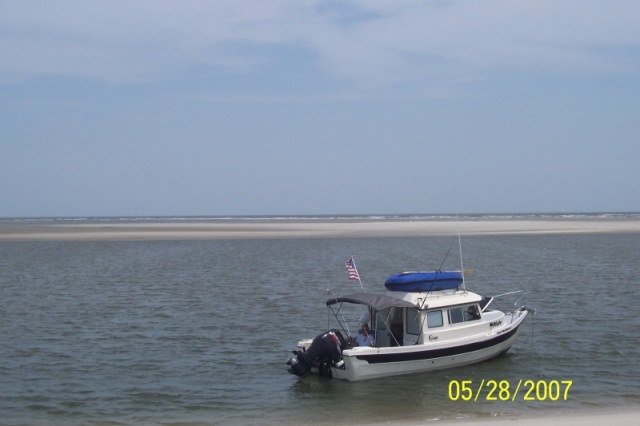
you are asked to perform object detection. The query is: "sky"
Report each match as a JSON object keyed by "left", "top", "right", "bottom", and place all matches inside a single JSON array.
[{"left": 1, "top": 0, "right": 639, "bottom": 217}]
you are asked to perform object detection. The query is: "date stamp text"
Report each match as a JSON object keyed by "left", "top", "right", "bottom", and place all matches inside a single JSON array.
[{"left": 448, "top": 379, "right": 573, "bottom": 402}]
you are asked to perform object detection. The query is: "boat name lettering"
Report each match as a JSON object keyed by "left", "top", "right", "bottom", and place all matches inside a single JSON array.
[
  {"left": 496, "top": 326, "right": 511, "bottom": 335},
  {"left": 429, "top": 335, "right": 438, "bottom": 341},
  {"left": 489, "top": 320, "right": 502, "bottom": 328}
]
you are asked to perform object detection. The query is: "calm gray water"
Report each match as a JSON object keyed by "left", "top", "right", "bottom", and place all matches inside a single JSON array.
[{"left": 1, "top": 233, "right": 639, "bottom": 425}]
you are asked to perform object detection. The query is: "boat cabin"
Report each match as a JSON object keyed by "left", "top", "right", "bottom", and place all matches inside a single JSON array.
[{"left": 328, "top": 290, "right": 501, "bottom": 348}]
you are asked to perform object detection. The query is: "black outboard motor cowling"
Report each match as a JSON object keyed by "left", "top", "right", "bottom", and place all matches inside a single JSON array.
[{"left": 287, "top": 329, "right": 346, "bottom": 378}]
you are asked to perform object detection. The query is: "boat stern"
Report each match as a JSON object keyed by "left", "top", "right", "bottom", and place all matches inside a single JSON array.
[{"left": 286, "top": 329, "right": 346, "bottom": 378}]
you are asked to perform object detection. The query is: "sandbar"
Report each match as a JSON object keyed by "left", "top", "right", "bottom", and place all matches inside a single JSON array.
[
  {"left": 1, "top": 217, "right": 639, "bottom": 241},
  {"left": 407, "top": 407, "right": 640, "bottom": 426}
]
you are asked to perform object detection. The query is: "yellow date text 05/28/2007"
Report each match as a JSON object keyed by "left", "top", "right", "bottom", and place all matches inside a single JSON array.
[{"left": 448, "top": 380, "right": 573, "bottom": 402}]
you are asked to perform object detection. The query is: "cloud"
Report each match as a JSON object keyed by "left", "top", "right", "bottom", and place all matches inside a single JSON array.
[{"left": 1, "top": 0, "right": 639, "bottom": 90}]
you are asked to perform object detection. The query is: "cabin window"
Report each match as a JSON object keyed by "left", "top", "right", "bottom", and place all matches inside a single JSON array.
[
  {"left": 448, "top": 304, "right": 481, "bottom": 325},
  {"left": 465, "top": 305, "right": 481, "bottom": 321},
  {"left": 449, "top": 307, "right": 464, "bottom": 324},
  {"left": 427, "top": 310, "right": 443, "bottom": 328},
  {"left": 406, "top": 308, "right": 421, "bottom": 335}
]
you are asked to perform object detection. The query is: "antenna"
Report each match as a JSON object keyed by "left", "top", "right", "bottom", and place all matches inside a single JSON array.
[
  {"left": 455, "top": 192, "right": 465, "bottom": 289},
  {"left": 458, "top": 225, "right": 465, "bottom": 289}
]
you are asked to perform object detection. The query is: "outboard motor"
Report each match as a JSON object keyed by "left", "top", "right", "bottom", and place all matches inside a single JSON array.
[{"left": 287, "top": 329, "right": 346, "bottom": 378}]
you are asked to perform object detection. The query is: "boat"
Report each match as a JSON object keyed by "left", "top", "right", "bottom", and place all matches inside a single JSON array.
[{"left": 286, "top": 267, "right": 534, "bottom": 381}]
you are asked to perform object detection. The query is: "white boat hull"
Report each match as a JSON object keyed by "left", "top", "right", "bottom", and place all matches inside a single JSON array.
[{"left": 331, "top": 312, "right": 528, "bottom": 381}]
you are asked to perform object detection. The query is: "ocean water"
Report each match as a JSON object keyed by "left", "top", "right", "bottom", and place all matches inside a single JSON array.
[{"left": 1, "top": 230, "right": 639, "bottom": 425}]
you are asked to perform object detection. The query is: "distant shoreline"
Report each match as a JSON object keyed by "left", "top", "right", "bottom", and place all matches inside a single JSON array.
[
  {"left": 1, "top": 216, "right": 639, "bottom": 241},
  {"left": 1, "top": 212, "right": 639, "bottom": 223}
]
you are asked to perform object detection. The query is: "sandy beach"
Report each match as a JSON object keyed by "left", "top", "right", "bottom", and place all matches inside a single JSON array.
[
  {"left": 1, "top": 217, "right": 640, "bottom": 241},
  {"left": 399, "top": 408, "right": 640, "bottom": 426}
]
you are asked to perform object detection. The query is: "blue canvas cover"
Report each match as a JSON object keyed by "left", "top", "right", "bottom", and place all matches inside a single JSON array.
[{"left": 384, "top": 271, "right": 463, "bottom": 292}]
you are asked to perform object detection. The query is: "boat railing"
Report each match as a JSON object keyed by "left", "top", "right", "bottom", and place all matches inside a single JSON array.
[{"left": 485, "top": 290, "right": 529, "bottom": 312}]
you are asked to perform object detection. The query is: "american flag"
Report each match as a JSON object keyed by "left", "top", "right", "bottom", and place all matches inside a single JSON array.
[{"left": 346, "top": 257, "right": 360, "bottom": 281}]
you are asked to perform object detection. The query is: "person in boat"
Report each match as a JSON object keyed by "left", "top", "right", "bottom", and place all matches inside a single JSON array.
[
  {"left": 465, "top": 305, "right": 480, "bottom": 321},
  {"left": 355, "top": 311, "right": 375, "bottom": 347}
]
